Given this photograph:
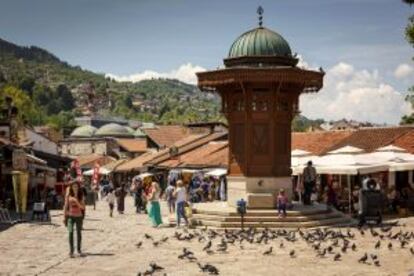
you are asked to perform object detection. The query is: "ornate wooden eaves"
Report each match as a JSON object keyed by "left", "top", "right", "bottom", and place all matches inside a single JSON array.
[{"left": 196, "top": 67, "right": 324, "bottom": 94}]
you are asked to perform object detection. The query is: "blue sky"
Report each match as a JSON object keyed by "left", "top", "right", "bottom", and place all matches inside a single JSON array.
[{"left": 0, "top": 0, "right": 413, "bottom": 123}]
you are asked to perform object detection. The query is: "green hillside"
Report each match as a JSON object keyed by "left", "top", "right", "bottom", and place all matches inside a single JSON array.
[{"left": 0, "top": 37, "right": 222, "bottom": 129}]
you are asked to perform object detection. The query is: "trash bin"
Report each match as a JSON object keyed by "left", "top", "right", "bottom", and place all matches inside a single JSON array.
[{"left": 360, "top": 190, "right": 383, "bottom": 225}]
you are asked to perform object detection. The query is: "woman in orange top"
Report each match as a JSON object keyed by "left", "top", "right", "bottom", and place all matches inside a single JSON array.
[{"left": 63, "top": 182, "right": 85, "bottom": 257}]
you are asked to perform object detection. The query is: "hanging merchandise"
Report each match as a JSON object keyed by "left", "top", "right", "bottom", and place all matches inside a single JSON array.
[
  {"left": 92, "top": 162, "right": 100, "bottom": 190},
  {"left": 72, "top": 159, "right": 83, "bottom": 183}
]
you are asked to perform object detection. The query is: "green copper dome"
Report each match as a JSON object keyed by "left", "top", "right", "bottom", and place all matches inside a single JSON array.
[
  {"left": 228, "top": 27, "right": 292, "bottom": 58},
  {"left": 134, "top": 128, "right": 146, "bottom": 138},
  {"left": 70, "top": 125, "right": 97, "bottom": 138},
  {"left": 95, "top": 123, "right": 133, "bottom": 138},
  {"left": 125, "top": 126, "right": 135, "bottom": 135}
]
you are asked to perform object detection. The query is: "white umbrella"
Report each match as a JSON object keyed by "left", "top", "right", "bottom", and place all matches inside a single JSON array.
[
  {"left": 205, "top": 168, "right": 227, "bottom": 177},
  {"left": 367, "top": 145, "right": 414, "bottom": 162},
  {"left": 135, "top": 172, "right": 153, "bottom": 180},
  {"left": 314, "top": 145, "right": 372, "bottom": 167},
  {"left": 291, "top": 149, "right": 311, "bottom": 157},
  {"left": 83, "top": 167, "right": 111, "bottom": 176}
]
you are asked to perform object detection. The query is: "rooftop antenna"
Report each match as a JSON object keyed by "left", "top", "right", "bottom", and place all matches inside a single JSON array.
[{"left": 257, "top": 6, "right": 264, "bottom": 27}]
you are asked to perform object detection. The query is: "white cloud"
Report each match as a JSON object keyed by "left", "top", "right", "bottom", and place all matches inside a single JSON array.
[
  {"left": 105, "top": 63, "right": 206, "bottom": 85},
  {"left": 394, "top": 63, "right": 414, "bottom": 79},
  {"left": 300, "top": 62, "right": 412, "bottom": 124}
]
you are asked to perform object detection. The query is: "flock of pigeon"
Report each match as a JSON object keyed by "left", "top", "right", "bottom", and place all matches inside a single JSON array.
[{"left": 136, "top": 224, "right": 414, "bottom": 275}]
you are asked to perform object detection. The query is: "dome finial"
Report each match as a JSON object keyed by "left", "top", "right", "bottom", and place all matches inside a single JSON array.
[{"left": 257, "top": 6, "right": 264, "bottom": 27}]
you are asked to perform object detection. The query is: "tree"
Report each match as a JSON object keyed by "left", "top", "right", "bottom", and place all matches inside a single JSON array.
[
  {"left": 46, "top": 111, "right": 76, "bottom": 130},
  {"left": 55, "top": 84, "right": 75, "bottom": 110},
  {"left": 33, "top": 84, "right": 52, "bottom": 106},
  {"left": 401, "top": 0, "right": 414, "bottom": 124},
  {"left": 0, "top": 85, "right": 45, "bottom": 125},
  {"left": 19, "top": 76, "right": 35, "bottom": 97}
]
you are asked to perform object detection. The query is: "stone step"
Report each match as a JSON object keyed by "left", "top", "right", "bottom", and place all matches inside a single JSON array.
[
  {"left": 191, "top": 216, "right": 353, "bottom": 229},
  {"left": 191, "top": 212, "right": 343, "bottom": 223},
  {"left": 192, "top": 208, "right": 331, "bottom": 217}
]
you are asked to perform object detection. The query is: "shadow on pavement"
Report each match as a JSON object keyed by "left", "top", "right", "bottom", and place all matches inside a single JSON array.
[
  {"left": 84, "top": 218, "right": 102, "bottom": 221},
  {"left": 84, "top": 252, "right": 115, "bottom": 257},
  {"left": 82, "top": 228, "right": 104, "bottom": 232}
]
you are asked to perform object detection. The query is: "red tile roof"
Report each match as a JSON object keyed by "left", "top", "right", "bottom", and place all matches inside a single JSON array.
[
  {"left": 76, "top": 154, "right": 116, "bottom": 168},
  {"left": 115, "top": 152, "right": 158, "bottom": 172},
  {"left": 292, "top": 131, "right": 353, "bottom": 155},
  {"left": 392, "top": 129, "right": 414, "bottom": 154},
  {"left": 143, "top": 125, "right": 190, "bottom": 148},
  {"left": 147, "top": 131, "right": 228, "bottom": 166},
  {"left": 327, "top": 126, "right": 414, "bottom": 153},
  {"left": 159, "top": 141, "right": 228, "bottom": 168},
  {"left": 116, "top": 139, "right": 147, "bottom": 153}
]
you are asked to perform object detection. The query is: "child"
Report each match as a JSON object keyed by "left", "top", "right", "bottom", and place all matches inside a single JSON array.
[
  {"left": 106, "top": 188, "right": 115, "bottom": 217},
  {"left": 277, "top": 189, "right": 288, "bottom": 218},
  {"left": 165, "top": 183, "right": 176, "bottom": 215}
]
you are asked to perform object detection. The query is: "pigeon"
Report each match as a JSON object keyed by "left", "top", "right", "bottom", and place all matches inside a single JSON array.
[
  {"left": 334, "top": 253, "right": 341, "bottom": 261},
  {"left": 279, "top": 242, "right": 284, "bottom": 248},
  {"left": 184, "top": 248, "right": 194, "bottom": 256},
  {"left": 263, "top": 247, "right": 273, "bottom": 255},
  {"left": 205, "top": 249, "right": 214, "bottom": 255},
  {"left": 161, "top": 237, "right": 169, "bottom": 243},
  {"left": 178, "top": 248, "right": 193, "bottom": 259},
  {"left": 410, "top": 248, "right": 414, "bottom": 255},
  {"left": 317, "top": 249, "right": 327, "bottom": 258},
  {"left": 374, "top": 260, "right": 380, "bottom": 267},
  {"left": 144, "top": 234, "right": 153, "bottom": 240},
  {"left": 351, "top": 244, "right": 357, "bottom": 251},
  {"left": 375, "top": 240, "right": 381, "bottom": 249},
  {"left": 203, "top": 241, "right": 212, "bottom": 251},
  {"left": 388, "top": 242, "right": 393, "bottom": 250},
  {"left": 358, "top": 253, "right": 368, "bottom": 263},
  {"left": 153, "top": 241, "right": 160, "bottom": 247},
  {"left": 289, "top": 250, "right": 296, "bottom": 258},
  {"left": 400, "top": 240, "right": 408, "bottom": 248},
  {"left": 187, "top": 255, "right": 197, "bottom": 262},
  {"left": 149, "top": 262, "right": 164, "bottom": 271},
  {"left": 135, "top": 241, "right": 143, "bottom": 248},
  {"left": 197, "top": 263, "right": 220, "bottom": 275},
  {"left": 370, "top": 254, "right": 378, "bottom": 260},
  {"left": 381, "top": 226, "right": 392, "bottom": 233}
]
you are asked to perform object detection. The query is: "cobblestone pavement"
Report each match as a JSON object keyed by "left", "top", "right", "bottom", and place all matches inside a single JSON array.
[{"left": 1, "top": 197, "right": 414, "bottom": 276}]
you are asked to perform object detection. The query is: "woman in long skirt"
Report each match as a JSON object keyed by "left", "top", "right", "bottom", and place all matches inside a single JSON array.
[{"left": 146, "top": 182, "right": 163, "bottom": 227}]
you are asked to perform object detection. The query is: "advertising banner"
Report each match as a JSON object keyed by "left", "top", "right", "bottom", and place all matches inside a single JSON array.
[{"left": 12, "top": 171, "right": 29, "bottom": 214}]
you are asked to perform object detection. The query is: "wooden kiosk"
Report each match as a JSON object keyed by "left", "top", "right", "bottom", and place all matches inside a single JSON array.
[{"left": 197, "top": 8, "right": 324, "bottom": 208}]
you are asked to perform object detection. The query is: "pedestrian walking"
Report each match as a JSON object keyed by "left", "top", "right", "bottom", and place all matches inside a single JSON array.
[
  {"left": 115, "top": 184, "right": 127, "bottom": 214},
  {"left": 146, "top": 182, "right": 163, "bottom": 227},
  {"left": 174, "top": 180, "right": 188, "bottom": 227},
  {"left": 302, "top": 161, "right": 317, "bottom": 205},
  {"left": 63, "top": 182, "right": 85, "bottom": 258},
  {"left": 106, "top": 188, "right": 115, "bottom": 217}
]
